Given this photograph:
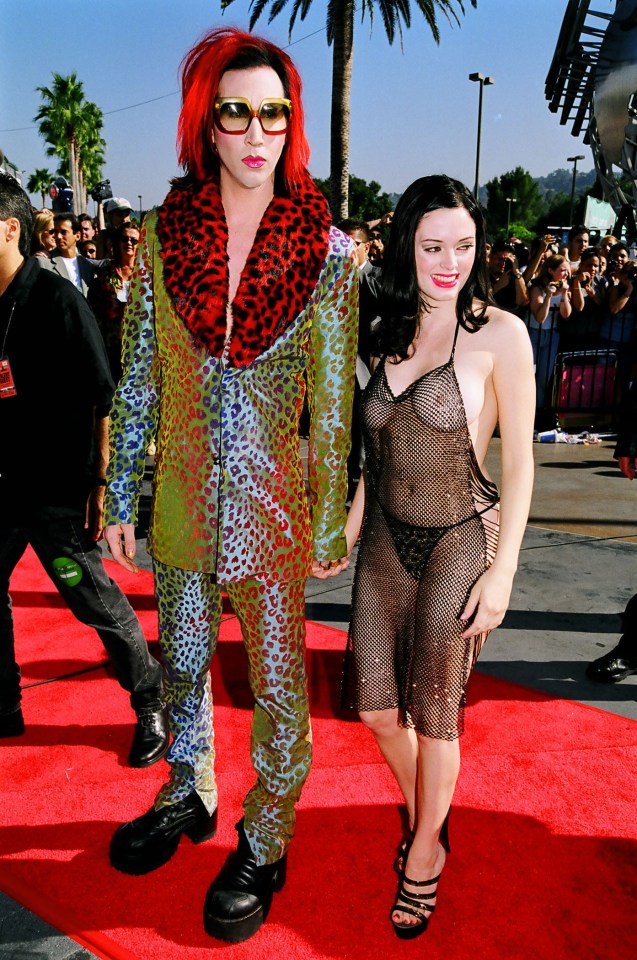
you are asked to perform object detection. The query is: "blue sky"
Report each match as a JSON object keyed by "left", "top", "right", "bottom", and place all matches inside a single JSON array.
[{"left": 2, "top": 0, "right": 601, "bottom": 213}]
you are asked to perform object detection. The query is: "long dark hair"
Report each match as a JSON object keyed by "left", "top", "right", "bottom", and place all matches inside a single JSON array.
[{"left": 375, "top": 175, "right": 493, "bottom": 361}]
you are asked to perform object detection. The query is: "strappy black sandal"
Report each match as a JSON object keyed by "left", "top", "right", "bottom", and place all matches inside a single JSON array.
[
  {"left": 393, "top": 830, "right": 414, "bottom": 875},
  {"left": 390, "top": 870, "right": 442, "bottom": 939},
  {"left": 394, "top": 806, "right": 451, "bottom": 875}
]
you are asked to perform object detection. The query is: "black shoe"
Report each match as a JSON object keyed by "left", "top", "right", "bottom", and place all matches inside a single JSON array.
[
  {"left": 128, "top": 702, "right": 169, "bottom": 768},
  {"left": 204, "top": 819, "right": 287, "bottom": 944},
  {"left": 586, "top": 647, "right": 637, "bottom": 683},
  {"left": 0, "top": 707, "right": 25, "bottom": 738},
  {"left": 110, "top": 793, "right": 217, "bottom": 875}
]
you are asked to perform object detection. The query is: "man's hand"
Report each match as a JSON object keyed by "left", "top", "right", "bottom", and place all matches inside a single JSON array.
[{"left": 103, "top": 523, "right": 140, "bottom": 572}]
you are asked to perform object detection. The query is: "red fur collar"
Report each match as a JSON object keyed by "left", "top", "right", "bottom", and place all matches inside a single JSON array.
[{"left": 156, "top": 177, "right": 331, "bottom": 367}]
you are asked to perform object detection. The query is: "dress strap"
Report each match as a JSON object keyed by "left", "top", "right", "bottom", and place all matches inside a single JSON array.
[{"left": 449, "top": 319, "right": 461, "bottom": 361}]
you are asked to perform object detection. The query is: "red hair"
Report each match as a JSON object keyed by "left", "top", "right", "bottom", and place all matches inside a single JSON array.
[{"left": 177, "top": 26, "right": 310, "bottom": 191}]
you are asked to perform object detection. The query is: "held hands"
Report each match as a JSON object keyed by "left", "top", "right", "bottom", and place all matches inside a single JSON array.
[
  {"left": 459, "top": 566, "right": 514, "bottom": 639},
  {"left": 103, "top": 523, "right": 140, "bottom": 573},
  {"left": 311, "top": 556, "right": 350, "bottom": 580}
]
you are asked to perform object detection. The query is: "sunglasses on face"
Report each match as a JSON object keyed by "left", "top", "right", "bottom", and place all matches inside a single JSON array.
[
  {"left": 120, "top": 236, "right": 139, "bottom": 245},
  {"left": 213, "top": 97, "right": 292, "bottom": 135}
]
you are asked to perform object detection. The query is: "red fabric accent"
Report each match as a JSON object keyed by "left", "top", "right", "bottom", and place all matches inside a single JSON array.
[
  {"left": 155, "top": 177, "right": 331, "bottom": 367},
  {"left": 2, "top": 547, "right": 636, "bottom": 959}
]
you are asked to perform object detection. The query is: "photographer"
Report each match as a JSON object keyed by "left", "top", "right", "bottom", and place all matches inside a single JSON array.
[
  {"left": 563, "top": 247, "right": 605, "bottom": 350},
  {"left": 522, "top": 233, "right": 559, "bottom": 285},
  {"left": 488, "top": 239, "right": 528, "bottom": 315},
  {"left": 528, "top": 254, "right": 575, "bottom": 422}
]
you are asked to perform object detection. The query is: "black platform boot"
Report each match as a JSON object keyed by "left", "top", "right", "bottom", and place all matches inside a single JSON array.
[
  {"left": 203, "top": 819, "right": 287, "bottom": 944},
  {"left": 110, "top": 793, "right": 217, "bottom": 874}
]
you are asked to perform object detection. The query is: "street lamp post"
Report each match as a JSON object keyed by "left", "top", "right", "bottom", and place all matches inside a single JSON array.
[
  {"left": 505, "top": 197, "right": 517, "bottom": 237},
  {"left": 138, "top": 194, "right": 143, "bottom": 222},
  {"left": 469, "top": 72, "right": 495, "bottom": 201},
  {"left": 567, "top": 155, "right": 585, "bottom": 226}
]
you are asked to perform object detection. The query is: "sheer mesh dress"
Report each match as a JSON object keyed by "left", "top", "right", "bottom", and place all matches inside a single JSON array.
[{"left": 343, "top": 322, "right": 499, "bottom": 740}]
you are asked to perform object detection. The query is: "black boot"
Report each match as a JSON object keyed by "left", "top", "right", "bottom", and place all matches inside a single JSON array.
[
  {"left": 128, "top": 701, "right": 169, "bottom": 768},
  {"left": 586, "top": 643, "right": 637, "bottom": 682},
  {"left": 0, "top": 706, "right": 24, "bottom": 738},
  {"left": 586, "top": 594, "right": 637, "bottom": 683},
  {"left": 110, "top": 793, "right": 217, "bottom": 875},
  {"left": 204, "top": 819, "right": 287, "bottom": 944}
]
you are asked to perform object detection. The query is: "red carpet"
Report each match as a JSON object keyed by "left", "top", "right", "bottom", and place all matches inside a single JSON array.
[{"left": 1, "top": 546, "right": 636, "bottom": 959}]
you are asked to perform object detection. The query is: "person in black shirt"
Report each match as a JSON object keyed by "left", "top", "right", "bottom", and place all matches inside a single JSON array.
[{"left": 0, "top": 174, "right": 167, "bottom": 767}]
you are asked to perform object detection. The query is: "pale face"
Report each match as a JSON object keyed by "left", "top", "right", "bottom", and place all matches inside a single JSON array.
[
  {"left": 54, "top": 220, "right": 79, "bottom": 257},
  {"left": 549, "top": 261, "right": 570, "bottom": 282},
  {"left": 214, "top": 67, "right": 287, "bottom": 195},
  {"left": 80, "top": 219, "right": 95, "bottom": 241},
  {"left": 414, "top": 207, "right": 476, "bottom": 304}
]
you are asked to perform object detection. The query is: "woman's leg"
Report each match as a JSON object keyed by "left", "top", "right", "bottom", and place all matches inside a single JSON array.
[
  {"left": 359, "top": 708, "right": 418, "bottom": 828},
  {"left": 392, "top": 734, "right": 459, "bottom": 927}
]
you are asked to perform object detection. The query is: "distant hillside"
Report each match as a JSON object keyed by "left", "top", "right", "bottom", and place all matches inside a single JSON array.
[
  {"left": 388, "top": 170, "right": 597, "bottom": 211},
  {"left": 535, "top": 167, "right": 597, "bottom": 200}
]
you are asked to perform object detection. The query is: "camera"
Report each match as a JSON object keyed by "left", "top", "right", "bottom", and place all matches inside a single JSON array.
[{"left": 90, "top": 179, "right": 113, "bottom": 203}]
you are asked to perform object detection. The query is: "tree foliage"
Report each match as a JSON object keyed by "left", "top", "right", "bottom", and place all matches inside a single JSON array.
[
  {"left": 314, "top": 173, "right": 395, "bottom": 221},
  {"left": 26, "top": 167, "right": 54, "bottom": 208},
  {"left": 34, "top": 73, "right": 106, "bottom": 214},
  {"left": 222, "top": 0, "right": 477, "bottom": 220},
  {"left": 484, "top": 167, "right": 545, "bottom": 237}
]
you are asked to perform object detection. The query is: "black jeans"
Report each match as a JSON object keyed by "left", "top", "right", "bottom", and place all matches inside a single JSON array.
[{"left": 0, "top": 507, "right": 163, "bottom": 713}]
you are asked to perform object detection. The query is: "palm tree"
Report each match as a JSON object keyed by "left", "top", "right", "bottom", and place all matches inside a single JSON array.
[
  {"left": 222, "top": 0, "right": 476, "bottom": 219},
  {"left": 27, "top": 168, "right": 54, "bottom": 208},
  {"left": 34, "top": 73, "right": 106, "bottom": 214}
]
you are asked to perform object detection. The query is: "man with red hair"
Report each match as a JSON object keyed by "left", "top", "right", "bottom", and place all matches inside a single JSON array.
[{"left": 103, "top": 26, "right": 357, "bottom": 943}]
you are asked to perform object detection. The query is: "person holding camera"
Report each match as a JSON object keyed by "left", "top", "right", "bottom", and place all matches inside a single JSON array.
[
  {"left": 528, "top": 254, "right": 581, "bottom": 419},
  {"left": 599, "top": 244, "right": 637, "bottom": 396},
  {"left": 564, "top": 246, "right": 606, "bottom": 350},
  {"left": 488, "top": 239, "right": 528, "bottom": 315}
]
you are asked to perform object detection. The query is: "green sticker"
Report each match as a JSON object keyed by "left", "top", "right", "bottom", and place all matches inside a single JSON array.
[{"left": 52, "top": 557, "right": 83, "bottom": 587}]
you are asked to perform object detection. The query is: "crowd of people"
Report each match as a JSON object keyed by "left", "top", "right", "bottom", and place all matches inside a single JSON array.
[{"left": 0, "top": 20, "right": 634, "bottom": 950}]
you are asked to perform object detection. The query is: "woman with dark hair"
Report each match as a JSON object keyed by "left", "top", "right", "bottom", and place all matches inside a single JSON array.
[
  {"left": 88, "top": 220, "right": 141, "bottom": 382},
  {"left": 103, "top": 26, "right": 357, "bottom": 943},
  {"left": 342, "top": 175, "right": 535, "bottom": 938}
]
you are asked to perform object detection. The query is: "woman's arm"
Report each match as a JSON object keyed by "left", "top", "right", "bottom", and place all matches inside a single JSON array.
[
  {"left": 461, "top": 314, "right": 535, "bottom": 638},
  {"left": 559, "top": 280, "right": 573, "bottom": 318},
  {"left": 529, "top": 283, "right": 552, "bottom": 324}
]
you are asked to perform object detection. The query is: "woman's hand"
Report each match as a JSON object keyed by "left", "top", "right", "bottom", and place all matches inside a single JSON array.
[
  {"left": 311, "top": 557, "right": 350, "bottom": 580},
  {"left": 103, "top": 523, "right": 140, "bottom": 573},
  {"left": 459, "top": 566, "right": 514, "bottom": 639}
]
